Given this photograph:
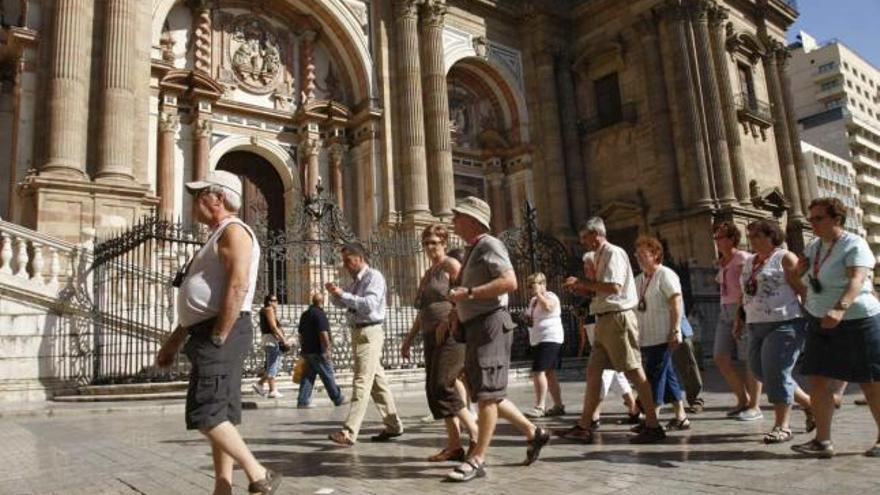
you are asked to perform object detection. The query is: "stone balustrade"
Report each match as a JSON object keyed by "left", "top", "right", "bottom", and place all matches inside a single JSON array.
[{"left": 0, "top": 219, "right": 93, "bottom": 296}]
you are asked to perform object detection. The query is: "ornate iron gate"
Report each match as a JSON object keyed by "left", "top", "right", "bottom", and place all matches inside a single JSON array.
[{"left": 88, "top": 191, "right": 581, "bottom": 384}]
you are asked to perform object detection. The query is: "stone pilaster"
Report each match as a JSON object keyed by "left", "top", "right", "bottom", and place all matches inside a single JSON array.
[
  {"left": 352, "top": 118, "right": 379, "bottom": 237},
  {"left": 662, "top": 1, "right": 712, "bottom": 208},
  {"left": 189, "top": 0, "right": 212, "bottom": 75},
  {"left": 157, "top": 109, "right": 179, "bottom": 218},
  {"left": 762, "top": 40, "right": 804, "bottom": 222},
  {"left": 555, "top": 50, "right": 588, "bottom": 223},
  {"left": 777, "top": 47, "right": 817, "bottom": 211},
  {"left": 419, "top": 0, "right": 455, "bottom": 218},
  {"left": 328, "top": 143, "right": 347, "bottom": 211},
  {"left": 636, "top": 13, "right": 683, "bottom": 211},
  {"left": 192, "top": 116, "right": 211, "bottom": 183},
  {"left": 690, "top": 0, "right": 735, "bottom": 206},
  {"left": 393, "top": 0, "right": 430, "bottom": 219},
  {"left": 534, "top": 46, "right": 572, "bottom": 235},
  {"left": 41, "top": 0, "right": 93, "bottom": 178},
  {"left": 95, "top": 0, "right": 136, "bottom": 183},
  {"left": 709, "top": 6, "right": 750, "bottom": 205}
]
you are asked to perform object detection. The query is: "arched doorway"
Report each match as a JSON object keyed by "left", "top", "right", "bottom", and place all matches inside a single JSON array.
[{"left": 216, "top": 150, "right": 287, "bottom": 300}]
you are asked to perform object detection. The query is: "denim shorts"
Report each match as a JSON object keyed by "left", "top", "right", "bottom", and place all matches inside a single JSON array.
[
  {"left": 747, "top": 319, "right": 805, "bottom": 404},
  {"left": 264, "top": 342, "right": 283, "bottom": 377},
  {"left": 713, "top": 304, "right": 747, "bottom": 360}
]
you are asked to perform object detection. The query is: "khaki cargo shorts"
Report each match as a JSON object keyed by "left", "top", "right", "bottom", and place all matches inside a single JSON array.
[{"left": 589, "top": 309, "right": 642, "bottom": 372}]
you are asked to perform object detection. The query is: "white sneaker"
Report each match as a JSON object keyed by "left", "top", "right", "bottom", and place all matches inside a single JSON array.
[
  {"left": 251, "top": 383, "right": 266, "bottom": 397},
  {"left": 524, "top": 406, "right": 545, "bottom": 419},
  {"left": 419, "top": 414, "right": 437, "bottom": 424},
  {"left": 267, "top": 391, "right": 284, "bottom": 399}
]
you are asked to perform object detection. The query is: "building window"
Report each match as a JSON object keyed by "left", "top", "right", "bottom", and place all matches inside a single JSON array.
[
  {"left": 818, "top": 62, "right": 836, "bottom": 73},
  {"left": 738, "top": 63, "right": 757, "bottom": 106},
  {"left": 821, "top": 80, "right": 840, "bottom": 91},
  {"left": 594, "top": 72, "right": 623, "bottom": 127}
]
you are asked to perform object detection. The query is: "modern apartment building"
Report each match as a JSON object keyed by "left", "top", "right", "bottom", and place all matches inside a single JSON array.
[
  {"left": 801, "top": 141, "right": 865, "bottom": 235},
  {"left": 789, "top": 31, "right": 880, "bottom": 262}
]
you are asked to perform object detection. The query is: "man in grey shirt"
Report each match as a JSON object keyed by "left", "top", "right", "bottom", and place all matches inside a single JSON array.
[
  {"left": 326, "top": 243, "right": 403, "bottom": 446},
  {"left": 445, "top": 197, "right": 550, "bottom": 482}
]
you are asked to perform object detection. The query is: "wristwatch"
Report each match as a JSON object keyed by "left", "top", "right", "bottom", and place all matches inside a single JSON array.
[
  {"left": 835, "top": 300, "right": 851, "bottom": 311},
  {"left": 211, "top": 333, "right": 225, "bottom": 347},
  {"left": 467, "top": 287, "right": 475, "bottom": 300}
]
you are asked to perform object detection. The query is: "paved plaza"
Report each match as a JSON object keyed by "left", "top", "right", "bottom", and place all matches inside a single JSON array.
[{"left": 1, "top": 370, "right": 878, "bottom": 495}]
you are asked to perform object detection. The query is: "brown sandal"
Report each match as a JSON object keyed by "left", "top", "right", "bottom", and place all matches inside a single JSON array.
[
  {"left": 247, "top": 469, "right": 282, "bottom": 494},
  {"left": 328, "top": 430, "right": 355, "bottom": 446},
  {"left": 428, "top": 447, "right": 465, "bottom": 462}
]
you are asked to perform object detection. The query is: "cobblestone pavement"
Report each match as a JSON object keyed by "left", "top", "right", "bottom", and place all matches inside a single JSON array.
[{"left": 1, "top": 370, "right": 879, "bottom": 495}]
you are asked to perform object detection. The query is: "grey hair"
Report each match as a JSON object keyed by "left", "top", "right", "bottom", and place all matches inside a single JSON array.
[
  {"left": 579, "top": 217, "right": 606, "bottom": 236},
  {"left": 205, "top": 185, "right": 242, "bottom": 212}
]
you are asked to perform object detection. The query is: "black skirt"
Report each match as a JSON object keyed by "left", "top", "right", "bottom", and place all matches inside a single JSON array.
[{"left": 801, "top": 313, "right": 880, "bottom": 383}]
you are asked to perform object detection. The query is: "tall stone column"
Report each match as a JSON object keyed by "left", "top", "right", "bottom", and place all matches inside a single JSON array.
[
  {"left": 636, "top": 14, "right": 683, "bottom": 211},
  {"left": 301, "top": 135, "right": 322, "bottom": 198},
  {"left": 555, "top": 51, "right": 588, "bottom": 223},
  {"left": 709, "top": 6, "right": 750, "bottom": 205},
  {"left": 664, "top": 2, "right": 712, "bottom": 208},
  {"left": 419, "top": 0, "right": 455, "bottom": 218},
  {"left": 763, "top": 41, "right": 804, "bottom": 222},
  {"left": 394, "top": 0, "right": 430, "bottom": 219},
  {"left": 96, "top": 0, "right": 136, "bottom": 182},
  {"left": 534, "top": 47, "right": 572, "bottom": 234},
  {"left": 41, "top": 0, "right": 92, "bottom": 178},
  {"left": 777, "top": 47, "right": 816, "bottom": 210},
  {"left": 691, "top": 0, "right": 736, "bottom": 206},
  {"left": 156, "top": 110, "right": 179, "bottom": 218},
  {"left": 328, "top": 143, "right": 346, "bottom": 211},
  {"left": 189, "top": 0, "right": 212, "bottom": 74}
]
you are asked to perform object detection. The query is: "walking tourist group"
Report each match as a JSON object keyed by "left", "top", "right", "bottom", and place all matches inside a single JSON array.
[{"left": 156, "top": 170, "right": 880, "bottom": 493}]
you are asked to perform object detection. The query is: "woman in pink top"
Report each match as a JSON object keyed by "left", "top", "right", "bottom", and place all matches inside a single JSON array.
[{"left": 713, "top": 222, "right": 762, "bottom": 419}]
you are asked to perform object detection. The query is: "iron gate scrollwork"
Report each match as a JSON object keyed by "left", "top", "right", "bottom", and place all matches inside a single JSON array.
[{"left": 499, "top": 202, "right": 583, "bottom": 362}]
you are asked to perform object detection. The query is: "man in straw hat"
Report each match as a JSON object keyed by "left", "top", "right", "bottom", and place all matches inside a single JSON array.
[{"left": 444, "top": 196, "right": 550, "bottom": 482}]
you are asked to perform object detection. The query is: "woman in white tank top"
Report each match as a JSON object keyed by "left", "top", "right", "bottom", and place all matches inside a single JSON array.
[{"left": 737, "top": 220, "right": 813, "bottom": 444}]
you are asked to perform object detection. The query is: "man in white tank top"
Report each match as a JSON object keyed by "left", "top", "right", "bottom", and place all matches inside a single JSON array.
[{"left": 156, "top": 170, "right": 281, "bottom": 494}]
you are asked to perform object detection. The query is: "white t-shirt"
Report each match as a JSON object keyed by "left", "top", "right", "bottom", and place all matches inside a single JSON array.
[
  {"left": 634, "top": 265, "right": 682, "bottom": 347},
  {"left": 589, "top": 242, "right": 638, "bottom": 315},
  {"left": 528, "top": 291, "right": 564, "bottom": 345},
  {"left": 740, "top": 250, "right": 802, "bottom": 324}
]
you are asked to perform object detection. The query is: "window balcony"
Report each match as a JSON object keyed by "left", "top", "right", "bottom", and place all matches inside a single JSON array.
[
  {"left": 861, "top": 193, "right": 880, "bottom": 208},
  {"left": 851, "top": 133, "right": 880, "bottom": 155},
  {"left": 855, "top": 154, "right": 880, "bottom": 172}
]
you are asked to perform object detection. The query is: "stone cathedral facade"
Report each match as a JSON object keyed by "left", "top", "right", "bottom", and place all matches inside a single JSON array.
[{"left": 0, "top": 0, "right": 812, "bottom": 269}]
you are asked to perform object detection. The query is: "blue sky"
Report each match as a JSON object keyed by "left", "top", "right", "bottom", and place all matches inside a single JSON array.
[{"left": 789, "top": 0, "right": 880, "bottom": 67}]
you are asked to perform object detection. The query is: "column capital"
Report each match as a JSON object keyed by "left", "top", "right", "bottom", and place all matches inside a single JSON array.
[
  {"left": 393, "top": 0, "right": 423, "bottom": 20},
  {"left": 158, "top": 112, "right": 179, "bottom": 133},
  {"left": 420, "top": 0, "right": 446, "bottom": 27},
  {"left": 708, "top": 4, "right": 729, "bottom": 28},
  {"left": 192, "top": 118, "right": 212, "bottom": 138},
  {"left": 688, "top": 0, "right": 714, "bottom": 23},
  {"left": 300, "top": 136, "right": 322, "bottom": 157},
  {"left": 328, "top": 142, "right": 348, "bottom": 162}
]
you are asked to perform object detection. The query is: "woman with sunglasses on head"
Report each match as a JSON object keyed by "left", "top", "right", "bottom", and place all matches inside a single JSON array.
[
  {"left": 400, "top": 225, "right": 479, "bottom": 462},
  {"left": 713, "top": 222, "right": 762, "bottom": 419},
  {"left": 735, "top": 220, "right": 813, "bottom": 444},
  {"left": 793, "top": 197, "right": 880, "bottom": 458}
]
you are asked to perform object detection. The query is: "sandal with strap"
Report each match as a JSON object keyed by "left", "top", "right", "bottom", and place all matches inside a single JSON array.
[
  {"left": 763, "top": 426, "right": 793, "bottom": 444},
  {"left": 428, "top": 447, "right": 465, "bottom": 462},
  {"left": 555, "top": 423, "right": 594, "bottom": 443},
  {"left": 446, "top": 458, "right": 486, "bottom": 482},
  {"left": 328, "top": 430, "right": 355, "bottom": 446},
  {"left": 666, "top": 417, "right": 691, "bottom": 431},
  {"left": 247, "top": 469, "right": 282, "bottom": 494},
  {"left": 804, "top": 408, "right": 816, "bottom": 433},
  {"left": 524, "top": 427, "right": 550, "bottom": 466}
]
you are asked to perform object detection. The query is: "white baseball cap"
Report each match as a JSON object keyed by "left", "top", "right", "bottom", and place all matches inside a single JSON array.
[{"left": 185, "top": 170, "right": 242, "bottom": 197}]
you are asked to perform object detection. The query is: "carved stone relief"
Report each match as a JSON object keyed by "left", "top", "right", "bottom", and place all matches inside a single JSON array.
[{"left": 229, "top": 15, "right": 284, "bottom": 94}]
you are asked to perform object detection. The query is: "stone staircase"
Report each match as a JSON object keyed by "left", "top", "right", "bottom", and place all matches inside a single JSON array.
[{"left": 0, "top": 219, "right": 95, "bottom": 402}]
